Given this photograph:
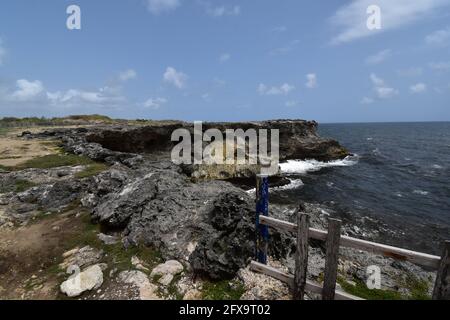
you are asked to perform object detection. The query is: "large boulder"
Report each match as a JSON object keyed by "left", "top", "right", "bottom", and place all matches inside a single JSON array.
[
  {"left": 91, "top": 165, "right": 256, "bottom": 279},
  {"left": 150, "top": 260, "right": 184, "bottom": 286},
  {"left": 60, "top": 264, "right": 104, "bottom": 298},
  {"left": 189, "top": 192, "right": 255, "bottom": 279}
]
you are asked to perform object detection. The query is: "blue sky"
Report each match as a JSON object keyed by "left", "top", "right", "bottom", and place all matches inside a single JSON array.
[{"left": 0, "top": 0, "right": 449, "bottom": 123}]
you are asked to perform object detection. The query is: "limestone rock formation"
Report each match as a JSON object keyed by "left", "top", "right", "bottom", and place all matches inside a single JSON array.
[{"left": 60, "top": 264, "right": 104, "bottom": 298}]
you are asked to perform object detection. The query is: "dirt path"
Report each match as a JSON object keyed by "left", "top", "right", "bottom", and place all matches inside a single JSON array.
[
  {"left": 0, "top": 125, "right": 92, "bottom": 167},
  {"left": 0, "top": 211, "right": 87, "bottom": 300}
]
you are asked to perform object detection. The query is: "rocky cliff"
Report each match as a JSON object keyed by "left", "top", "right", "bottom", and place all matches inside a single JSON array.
[
  {"left": 85, "top": 120, "right": 348, "bottom": 161},
  {"left": 1, "top": 120, "right": 348, "bottom": 280}
]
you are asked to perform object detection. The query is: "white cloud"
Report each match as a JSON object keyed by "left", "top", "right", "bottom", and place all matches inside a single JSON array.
[
  {"left": 0, "top": 78, "right": 127, "bottom": 114},
  {"left": 9, "top": 79, "right": 45, "bottom": 101},
  {"left": 397, "top": 67, "right": 423, "bottom": 77},
  {"left": 163, "top": 67, "right": 187, "bottom": 89},
  {"left": 329, "top": 0, "right": 450, "bottom": 45},
  {"left": 269, "top": 40, "right": 300, "bottom": 56},
  {"left": 361, "top": 97, "right": 374, "bottom": 104},
  {"left": 429, "top": 61, "right": 450, "bottom": 72},
  {"left": 425, "top": 27, "right": 450, "bottom": 45},
  {"left": 206, "top": 5, "right": 240, "bottom": 17},
  {"left": 119, "top": 69, "right": 137, "bottom": 82},
  {"left": 258, "top": 83, "right": 295, "bottom": 96},
  {"left": 213, "top": 77, "right": 226, "bottom": 87},
  {"left": 47, "top": 86, "right": 125, "bottom": 105},
  {"left": 410, "top": 83, "right": 427, "bottom": 93},
  {"left": 146, "top": 0, "right": 181, "bottom": 15},
  {"left": 285, "top": 100, "right": 299, "bottom": 107},
  {"left": 2, "top": 78, "right": 125, "bottom": 107},
  {"left": 370, "top": 73, "right": 385, "bottom": 87},
  {"left": 201, "top": 93, "right": 212, "bottom": 102},
  {"left": 305, "top": 73, "right": 317, "bottom": 89},
  {"left": 370, "top": 73, "right": 399, "bottom": 99},
  {"left": 219, "top": 53, "right": 231, "bottom": 63},
  {"left": 143, "top": 97, "right": 168, "bottom": 109},
  {"left": 271, "top": 26, "right": 288, "bottom": 33},
  {"left": 0, "top": 39, "right": 6, "bottom": 66},
  {"left": 365, "top": 49, "right": 392, "bottom": 65},
  {"left": 376, "top": 87, "right": 398, "bottom": 99}
]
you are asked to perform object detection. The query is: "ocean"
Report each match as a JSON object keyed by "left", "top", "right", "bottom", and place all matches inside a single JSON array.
[{"left": 273, "top": 122, "right": 450, "bottom": 255}]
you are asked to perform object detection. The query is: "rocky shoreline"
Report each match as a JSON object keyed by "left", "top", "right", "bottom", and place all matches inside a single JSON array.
[{"left": 0, "top": 120, "right": 436, "bottom": 300}]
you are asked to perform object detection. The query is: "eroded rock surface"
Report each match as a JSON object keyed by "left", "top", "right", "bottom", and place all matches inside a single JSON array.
[
  {"left": 0, "top": 121, "right": 372, "bottom": 286},
  {"left": 118, "top": 270, "right": 160, "bottom": 300},
  {"left": 150, "top": 260, "right": 184, "bottom": 286}
]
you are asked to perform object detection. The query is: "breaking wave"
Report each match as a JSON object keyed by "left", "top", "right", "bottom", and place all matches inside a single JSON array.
[
  {"left": 246, "top": 179, "right": 304, "bottom": 194},
  {"left": 279, "top": 155, "right": 359, "bottom": 175},
  {"left": 272, "top": 179, "right": 304, "bottom": 191}
]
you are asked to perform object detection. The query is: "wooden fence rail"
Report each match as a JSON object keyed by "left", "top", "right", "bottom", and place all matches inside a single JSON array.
[
  {"left": 259, "top": 215, "right": 441, "bottom": 269},
  {"left": 250, "top": 210, "right": 450, "bottom": 300}
]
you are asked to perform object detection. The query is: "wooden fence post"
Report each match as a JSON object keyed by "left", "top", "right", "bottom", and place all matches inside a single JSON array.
[
  {"left": 432, "top": 241, "right": 450, "bottom": 300},
  {"left": 255, "top": 174, "right": 269, "bottom": 264},
  {"left": 293, "top": 211, "right": 310, "bottom": 300},
  {"left": 322, "top": 218, "right": 342, "bottom": 300}
]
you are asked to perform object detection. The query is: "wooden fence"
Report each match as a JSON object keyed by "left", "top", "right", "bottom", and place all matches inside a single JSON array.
[{"left": 252, "top": 176, "right": 450, "bottom": 300}]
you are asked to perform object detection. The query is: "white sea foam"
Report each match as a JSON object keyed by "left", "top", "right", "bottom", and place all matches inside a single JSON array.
[
  {"left": 246, "top": 179, "right": 304, "bottom": 194},
  {"left": 272, "top": 179, "right": 304, "bottom": 191},
  {"left": 413, "top": 190, "right": 429, "bottom": 196},
  {"left": 279, "top": 156, "right": 358, "bottom": 174}
]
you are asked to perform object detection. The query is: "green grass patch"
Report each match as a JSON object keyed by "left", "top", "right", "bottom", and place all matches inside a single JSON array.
[
  {"left": 6, "top": 153, "right": 109, "bottom": 177},
  {"left": 0, "top": 127, "right": 11, "bottom": 136},
  {"left": 14, "top": 154, "right": 94, "bottom": 170},
  {"left": 65, "top": 115, "right": 113, "bottom": 122},
  {"left": 0, "top": 179, "right": 36, "bottom": 193},
  {"left": 339, "top": 275, "right": 431, "bottom": 300},
  {"left": 0, "top": 115, "right": 113, "bottom": 127},
  {"left": 103, "top": 242, "right": 163, "bottom": 273},
  {"left": 75, "top": 163, "right": 109, "bottom": 179},
  {"left": 402, "top": 275, "right": 431, "bottom": 300},
  {"left": 202, "top": 280, "right": 245, "bottom": 300},
  {"left": 339, "top": 279, "right": 402, "bottom": 300},
  {"left": 65, "top": 211, "right": 163, "bottom": 273},
  {"left": 63, "top": 211, "right": 102, "bottom": 250},
  {"left": 13, "top": 179, "right": 36, "bottom": 192}
]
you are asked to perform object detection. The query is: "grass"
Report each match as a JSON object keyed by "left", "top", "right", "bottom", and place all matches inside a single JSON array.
[
  {"left": 339, "top": 278, "right": 403, "bottom": 300},
  {"left": 14, "top": 154, "right": 94, "bottom": 170},
  {"left": 402, "top": 274, "right": 431, "bottom": 300},
  {"left": 64, "top": 211, "right": 163, "bottom": 273},
  {"left": 75, "top": 163, "right": 109, "bottom": 179},
  {"left": 103, "top": 242, "right": 163, "bottom": 273},
  {"left": 202, "top": 280, "right": 246, "bottom": 300},
  {"left": 0, "top": 179, "right": 37, "bottom": 193},
  {"left": 0, "top": 115, "right": 113, "bottom": 128},
  {"left": 19, "top": 204, "right": 164, "bottom": 299},
  {"left": 0, "top": 127, "right": 11, "bottom": 136},
  {"left": 65, "top": 115, "right": 112, "bottom": 122},
  {"left": 338, "top": 275, "right": 431, "bottom": 300},
  {"left": 4, "top": 152, "right": 109, "bottom": 178}
]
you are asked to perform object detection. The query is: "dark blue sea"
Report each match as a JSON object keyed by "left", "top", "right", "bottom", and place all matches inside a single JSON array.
[{"left": 273, "top": 122, "right": 450, "bottom": 255}]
